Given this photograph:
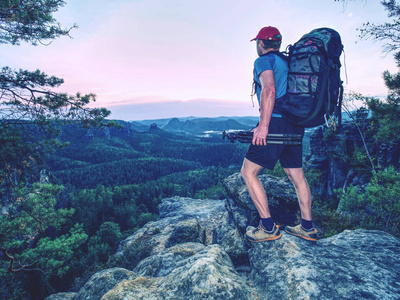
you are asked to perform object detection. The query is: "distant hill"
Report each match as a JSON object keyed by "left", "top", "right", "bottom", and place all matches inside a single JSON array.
[
  {"left": 131, "top": 116, "right": 259, "bottom": 134},
  {"left": 130, "top": 121, "right": 149, "bottom": 132},
  {"left": 136, "top": 116, "right": 199, "bottom": 127},
  {"left": 208, "top": 116, "right": 259, "bottom": 127},
  {"left": 162, "top": 117, "right": 252, "bottom": 134}
]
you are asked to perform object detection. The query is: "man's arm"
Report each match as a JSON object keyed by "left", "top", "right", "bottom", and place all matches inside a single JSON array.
[{"left": 252, "top": 69, "right": 276, "bottom": 146}]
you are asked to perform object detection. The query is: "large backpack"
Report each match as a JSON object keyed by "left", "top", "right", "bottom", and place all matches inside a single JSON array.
[{"left": 278, "top": 28, "right": 344, "bottom": 128}]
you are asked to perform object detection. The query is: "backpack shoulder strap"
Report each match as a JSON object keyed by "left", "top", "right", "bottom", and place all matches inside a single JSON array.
[
  {"left": 253, "top": 51, "right": 288, "bottom": 90},
  {"left": 262, "top": 50, "right": 289, "bottom": 62}
]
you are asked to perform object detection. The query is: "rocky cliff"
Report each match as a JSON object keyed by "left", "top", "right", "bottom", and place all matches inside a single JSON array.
[
  {"left": 305, "top": 121, "right": 400, "bottom": 201},
  {"left": 46, "top": 172, "right": 400, "bottom": 300}
]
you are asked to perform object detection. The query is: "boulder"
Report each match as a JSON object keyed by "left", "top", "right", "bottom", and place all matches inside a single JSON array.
[
  {"left": 223, "top": 172, "right": 299, "bottom": 232},
  {"left": 212, "top": 211, "right": 249, "bottom": 265},
  {"left": 248, "top": 229, "right": 400, "bottom": 300},
  {"left": 44, "top": 293, "right": 76, "bottom": 300},
  {"left": 73, "top": 268, "right": 137, "bottom": 300},
  {"left": 113, "top": 197, "right": 226, "bottom": 269},
  {"left": 165, "top": 218, "right": 205, "bottom": 247},
  {"left": 102, "top": 244, "right": 255, "bottom": 300},
  {"left": 133, "top": 242, "right": 206, "bottom": 277},
  {"left": 157, "top": 196, "right": 226, "bottom": 245}
]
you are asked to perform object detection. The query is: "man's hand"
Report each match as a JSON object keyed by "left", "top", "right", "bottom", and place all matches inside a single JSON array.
[{"left": 252, "top": 125, "right": 268, "bottom": 146}]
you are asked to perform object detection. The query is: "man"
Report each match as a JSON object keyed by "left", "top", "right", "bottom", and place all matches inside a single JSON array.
[{"left": 241, "top": 26, "right": 317, "bottom": 242}]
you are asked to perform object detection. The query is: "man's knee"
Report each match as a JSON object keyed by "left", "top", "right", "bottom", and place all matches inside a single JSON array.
[
  {"left": 284, "top": 168, "right": 305, "bottom": 184},
  {"left": 241, "top": 159, "right": 261, "bottom": 182},
  {"left": 284, "top": 168, "right": 294, "bottom": 182},
  {"left": 241, "top": 164, "right": 251, "bottom": 182}
]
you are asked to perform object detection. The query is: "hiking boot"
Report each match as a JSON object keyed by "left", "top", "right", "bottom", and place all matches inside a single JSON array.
[
  {"left": 246, "top": 221, "right": 282, "bottom": 242},
  {"left": 246, "top": 225, "right": 256, "bottom": 232},
  {"left": 285, "top": 224, "right": 317, "bottom": 242}
]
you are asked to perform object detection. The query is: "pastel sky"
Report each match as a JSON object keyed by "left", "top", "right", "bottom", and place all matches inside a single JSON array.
[{"left": 0, "top": 0, "right": 396, "bottom": 121}]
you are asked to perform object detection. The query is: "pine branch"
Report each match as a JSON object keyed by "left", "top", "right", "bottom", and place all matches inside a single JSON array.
[{"left": 1, "top": 247, "right": 42, "bottom": 273}]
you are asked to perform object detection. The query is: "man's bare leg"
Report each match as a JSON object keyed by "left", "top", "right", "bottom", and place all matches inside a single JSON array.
[
  {"left": 241, "top": 158, "right": 271, "bottom": 218},
  {"left": 284, "top": 167, "right": 317, "bottom": 241},
  {"left": 241, "top": 158, "right": 282, "bottom": 241},
  {"left": 284, "top": 167, "right": 312, "bottom": 221}
]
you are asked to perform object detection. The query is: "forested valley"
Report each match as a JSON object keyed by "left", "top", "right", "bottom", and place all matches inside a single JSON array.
[{"left": 1, "top": 121, "right": 251, "bottom": 299}]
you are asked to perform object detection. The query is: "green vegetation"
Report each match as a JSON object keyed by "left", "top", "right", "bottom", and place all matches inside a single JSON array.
[
  {"left": 337, "top": 167, "right": 400, "bottom": 235},
  {"left": 310, "top": 101, "right": 400, "bottom": 238},
  {"left": 0, "top": 124, "right": 247, "bottom": 299}
]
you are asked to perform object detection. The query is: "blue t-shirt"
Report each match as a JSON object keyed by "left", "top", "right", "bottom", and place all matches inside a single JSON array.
[{"left": 253, "top": 53, "right": 288, "bottom": 114}]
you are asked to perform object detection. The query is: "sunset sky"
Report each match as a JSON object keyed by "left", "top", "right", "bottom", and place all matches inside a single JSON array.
[{"left": 1, "top": 0, "right": 396, "bottom": 121}]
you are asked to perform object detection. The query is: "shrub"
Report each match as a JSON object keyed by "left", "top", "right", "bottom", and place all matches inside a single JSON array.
[{"left": 338, "top": 166, "right": 400, "bottom": 237}]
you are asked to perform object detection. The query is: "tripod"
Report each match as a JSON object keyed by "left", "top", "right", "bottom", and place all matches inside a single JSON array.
[{"left": 222, "top": 131, "right": 302, "bottom": 145}]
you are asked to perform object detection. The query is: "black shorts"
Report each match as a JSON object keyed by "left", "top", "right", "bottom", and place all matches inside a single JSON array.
[{"left": 245, "top": 117, "right": 304, "bottom": 170}]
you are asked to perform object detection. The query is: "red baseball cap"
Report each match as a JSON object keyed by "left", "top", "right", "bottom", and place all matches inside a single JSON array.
[{"left": 250, "top": 26, "right": 282, "bottom": 41}]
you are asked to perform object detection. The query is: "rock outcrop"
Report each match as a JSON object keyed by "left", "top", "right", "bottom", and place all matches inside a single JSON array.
[
  {"left": 74, "top": 268, "right": 138, "bottom": 300},
  {"left": 249, "top": 229, "right": 400, "bottom": 300},
  {"left": 113, "top": 197, "right": 226, "bottom": 271},
  {"left": 305, "top": 121, "right": 400, "bottom": 201},
  {"left": 46, "top": 174, "right": 400, "bottom": 300},
  {"left": 223, "top": 172, "right": 299, "bottom": 232},
  {"left": 305, "top": 126, "right": 351, "bottom": 199},
  {"left": 103, "top": 244, "right": 254, "bottom": 300}
]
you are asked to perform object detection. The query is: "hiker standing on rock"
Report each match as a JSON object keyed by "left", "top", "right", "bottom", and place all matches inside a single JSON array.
[{"left": 241, "top": 26, "right": 318, "bottom": 242}]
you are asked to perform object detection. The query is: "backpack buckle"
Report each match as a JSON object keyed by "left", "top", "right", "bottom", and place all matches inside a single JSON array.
[{"left": 324, "top": 114, "right": 337, "bottom": 130}]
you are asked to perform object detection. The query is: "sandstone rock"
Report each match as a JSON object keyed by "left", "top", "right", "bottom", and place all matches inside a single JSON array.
[
  {"left": 73, "top": 268, "right": 137, "bottom": 300},
  {"left": 101, "top": 277, "right": 161, "bottom": 300},
  {"left": 114, "top": 197, "right": 225, "bottom": 270},
  {"left": 103, "top": 244, "right": 255, "bottom": 300},
  {"left": 157, "top": 196, "right": 226, "bottom": 245},
  {"left": 223, "top": 172, "right": 299, "bottom": 232},
  {"left": 308, "top": 126, "right": 326, "bottom": 156},
  {"left": 212, "top": 211, "right": 249, "bottom": 265},
  {"left": 44, "top": 292, "right": 76, "bottom": 300},
  {"left": 114, "top": 218, "right": 204, "bottom": 270},
  {"left": 378, "top": 141, "right": 400, "bottom": 169},
  {"left": 133, "top": 242, "right": 206, "bottom": 277},
  {"left": 165, "top": 218, "right": 205, "bottom": 247},
  {"left": 248, "top": 229, "right": 400, "bottom": 300},
  {"left": 306, "top": 127, "right": 350, "bottom": 199}
]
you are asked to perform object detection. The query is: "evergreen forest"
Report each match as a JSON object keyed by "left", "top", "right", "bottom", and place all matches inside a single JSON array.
[{"left": 1, "top": 121, "right": 251, "bottom": 299}]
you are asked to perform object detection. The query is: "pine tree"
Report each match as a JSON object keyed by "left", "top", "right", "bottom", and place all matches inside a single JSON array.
[
  {"left": 0, "top": 0, "right": 111, "bottom": 194},
  {"left": 0, "top": 2, "right": 111, "bottom": 298},
  {"left": 356, "top": 1, "right": 400, "bottom": 142}
]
